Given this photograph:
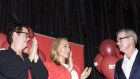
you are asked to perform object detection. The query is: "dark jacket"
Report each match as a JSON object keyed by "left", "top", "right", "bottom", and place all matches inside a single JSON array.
[
  {"left": 115, "top": 50, "right": 140, "bottom": 79},
  {"left": 0, "top": 47, "right": 48, "bottom": 79}
]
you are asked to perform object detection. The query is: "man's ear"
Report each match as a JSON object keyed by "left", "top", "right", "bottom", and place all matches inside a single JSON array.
[
  {"left": 12, "top": 32, "right": 18, "bottom": 39},
  {"left": 129, "top": 36, "right": 134, "bottom": 44}
]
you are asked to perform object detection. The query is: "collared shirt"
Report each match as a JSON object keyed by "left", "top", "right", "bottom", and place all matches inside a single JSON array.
[
  {"left": 63, "top": 64, "right": 79, "bottom": 79},
  {"left": 122, "top": 49, "right": 138, "bottom": 79}
]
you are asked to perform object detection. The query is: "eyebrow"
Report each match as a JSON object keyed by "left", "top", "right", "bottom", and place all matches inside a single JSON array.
[
  {"left": 64, "top": 44, "right": 70, "bottom": 47},
  {"left": 64, "top": 44, "right": 67, "bottom": 45}
]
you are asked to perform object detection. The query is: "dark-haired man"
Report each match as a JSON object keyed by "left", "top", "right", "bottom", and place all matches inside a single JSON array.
[{"left": 0, "top": 23, "right": 48, "bottom": 79}]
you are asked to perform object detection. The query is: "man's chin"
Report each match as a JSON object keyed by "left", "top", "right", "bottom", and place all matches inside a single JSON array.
[{"left": 120, "top": 49, "right": 125, "bottom": 53}]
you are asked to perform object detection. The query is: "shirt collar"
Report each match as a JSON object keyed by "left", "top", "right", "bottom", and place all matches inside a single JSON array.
[
  {"left": 8, "top": 47, "right": 28, "bottom": 58},
  {"left": 124, "top": 49, "right": 138, "bottom": 60}
]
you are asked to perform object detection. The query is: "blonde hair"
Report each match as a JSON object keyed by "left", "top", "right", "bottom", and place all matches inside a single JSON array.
[{"left": 51, "top": 38, "right": 69, "bottom": 66}]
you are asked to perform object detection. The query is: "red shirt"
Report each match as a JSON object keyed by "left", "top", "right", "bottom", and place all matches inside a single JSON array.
[{"left": 44, "top": 61, "right": 82, "bottom": 79}]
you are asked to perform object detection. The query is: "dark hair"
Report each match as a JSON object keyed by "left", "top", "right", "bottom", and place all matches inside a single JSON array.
[{"left": 7, "top": 23, "right": 29, "bottom": 45}]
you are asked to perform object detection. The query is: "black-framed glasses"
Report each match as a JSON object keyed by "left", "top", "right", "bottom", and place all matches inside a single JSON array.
[
  {"left": 17, "top": 32, "right": 30, "bottom": 38},
  {"left": 116, "top": 36, "right": 131, "bottom": 43}
]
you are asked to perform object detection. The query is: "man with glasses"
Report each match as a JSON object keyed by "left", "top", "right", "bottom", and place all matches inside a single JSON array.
[
  {"left": 115, "top": 29, "right": 139, "bottom": 79},
  {"left": 0, "top": 23, "right": 48, "bottom": 79}
]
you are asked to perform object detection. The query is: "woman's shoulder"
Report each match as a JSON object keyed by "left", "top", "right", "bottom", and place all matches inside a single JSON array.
[
  {"left": 44, "top": 60, "right": 57, "bottom": 67},
  {"left": 44, "top": 60, "right": 65, "bottom": 72},
  {"left": 44, "top": 60, "right": 54, "bottom": 64}
]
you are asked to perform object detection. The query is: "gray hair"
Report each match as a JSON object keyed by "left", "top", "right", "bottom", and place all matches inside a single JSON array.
[{"left": 117, "top": 29, "right": 138, "bottom": 45}]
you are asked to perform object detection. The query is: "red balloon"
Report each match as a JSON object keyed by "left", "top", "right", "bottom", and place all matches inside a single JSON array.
[
  {"left": 0, "top": 33, "right": 7, "bottom": 48},
  {"left": 100, "top": 39, "right": 117, "bottom": 57},
  {"left": 29, "top": 27, "right": 35, "bottom": 38},
  {"left": 1, "top": 41, "right": 9, "bottom": 50},
  {"left": 23, "top": 38, "right": 33, "bottom": 54},
  {"left": 38, "top": 50, "right": 46, "bottom": 62},
  {"left": 101, "top": 56, "right": 118, "bottom": 79},
  {"left": 115, "top": 48, "right": 124, "bottom": 60},
  {"left": 94, "top": 53, "right": 103, "bottom": 73}
]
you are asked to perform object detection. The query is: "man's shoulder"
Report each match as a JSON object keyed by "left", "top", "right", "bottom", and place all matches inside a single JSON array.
[
  {"left": 136, "top": 49, "right": 140, "bottom": 56},
  {"left": 116, "top": 58, "right": 123, "bottom": 65},
  {"left": 0, "top": 50, "right": 10, "bottom": 61},
  {"left": 0, "top": 49, "right": 11, "bottom": 56},
  {"left": 138, "top": 49, "right": 140, "bottom": 53},
  {"left": 0, "top": 49, "right": 9, "bottom": 53}
]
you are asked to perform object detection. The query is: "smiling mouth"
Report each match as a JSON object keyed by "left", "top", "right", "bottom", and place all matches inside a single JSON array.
[{"left": 66, "top": 53, "right": 69, "bottom": 55}]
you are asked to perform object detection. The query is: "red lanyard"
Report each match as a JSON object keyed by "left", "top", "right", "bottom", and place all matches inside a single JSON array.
[{"left": 28, "top": 69, "right": 32, "bottom": 79}]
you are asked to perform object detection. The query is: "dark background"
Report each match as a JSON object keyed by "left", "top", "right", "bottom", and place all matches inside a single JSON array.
[{"left": 0, "top": 0, "right": 140, "bottom": 79}]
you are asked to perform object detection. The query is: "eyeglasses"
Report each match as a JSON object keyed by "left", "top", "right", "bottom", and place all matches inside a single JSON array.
[
  {"left": 17, "top": 32, "right": 30, "bottom": 38},
  {"left": 116, "top": 36, "right": 131, "bottom": 43}
]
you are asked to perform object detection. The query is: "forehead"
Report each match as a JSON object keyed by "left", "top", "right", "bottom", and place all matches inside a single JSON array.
[
  {"left": 22, "top": 27, "right": 29, "bottom": 32},
  {"left": 117, "top": 31, "right": 126, "bottom": 37},
  {"left": 60, "top": 39, "right": 69, "bottom": 45}
]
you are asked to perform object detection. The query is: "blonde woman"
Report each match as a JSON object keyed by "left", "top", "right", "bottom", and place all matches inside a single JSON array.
[{"left": 44, "top": 38, "right": 92, "bottom": 79}]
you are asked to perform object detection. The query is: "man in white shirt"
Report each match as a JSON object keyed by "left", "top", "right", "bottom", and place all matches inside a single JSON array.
[{"left": 115, "top": 29, "right": 140, "bottom": 79}]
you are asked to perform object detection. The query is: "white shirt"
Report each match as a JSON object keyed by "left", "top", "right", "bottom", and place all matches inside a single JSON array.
[
  {"left": 122, "top": 49, "right": 138, "bottom": 79},
  {"left": 62, "top": 64, "right": 79, "bottom": 79}
]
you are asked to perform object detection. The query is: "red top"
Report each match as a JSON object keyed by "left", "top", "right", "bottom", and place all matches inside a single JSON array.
[{"left": 44, "top": 61, "right": 82, "bottom": 79}]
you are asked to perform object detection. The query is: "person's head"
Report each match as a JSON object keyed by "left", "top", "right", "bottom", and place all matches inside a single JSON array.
[
  {"left": 7, "top": 23, "right": 30, "bottom": 50},
  {"left": 51, "top": 38, "right": 70, "bottom": 65},
  {"left": 116, "top": 29, "right": 137, "bottom": 53}
]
